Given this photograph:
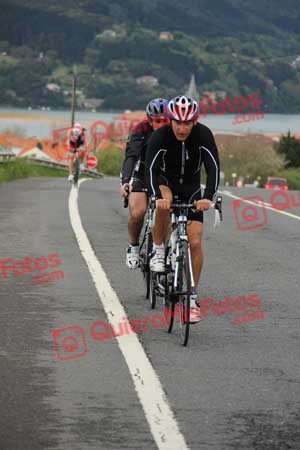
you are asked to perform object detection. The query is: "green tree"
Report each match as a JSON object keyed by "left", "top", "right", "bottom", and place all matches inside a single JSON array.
[{"left": 274, "top": 131, "right": 300, "bottom": 168}]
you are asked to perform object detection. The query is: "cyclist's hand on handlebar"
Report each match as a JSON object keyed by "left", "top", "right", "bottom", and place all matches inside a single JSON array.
[
  {"left": 156, "top": 199, "right": 171, "bottom": 210},
  {"left": 120, "top": 183, "right": 130, "bottom": 198},
  {"left": 195, "top": 199, "right": 212, "bottom": 211}
]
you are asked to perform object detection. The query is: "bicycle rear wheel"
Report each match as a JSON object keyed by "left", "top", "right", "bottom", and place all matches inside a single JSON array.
[
  {"left": 149, "top": 271, "right": 157, "bottom": 309},
  {"left": 177, "top": 241, "right": 192, "bottom": 346},
  {"left": 139, "top": 226, "right": 152, "bottom": 299}
]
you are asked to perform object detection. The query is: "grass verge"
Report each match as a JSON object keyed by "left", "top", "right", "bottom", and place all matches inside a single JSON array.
[{"left": 0, "top": 158, "right": 67, "bottom": 184}]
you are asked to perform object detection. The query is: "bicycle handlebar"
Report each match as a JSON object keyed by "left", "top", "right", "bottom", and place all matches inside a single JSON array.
[
  {"left": 170, "top": 196, "right": 223, "bottom": 227},
  {"left": 170, "top": 198, "right": 221, "bottom": 210}
]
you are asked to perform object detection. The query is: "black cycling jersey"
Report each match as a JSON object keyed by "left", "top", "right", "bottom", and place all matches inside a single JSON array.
[
  {"left": 145, "top": 123, "right": 220, "bottom": 201},
  {"left": 120, "top": 119, "right": 153, "bottom": 184}
]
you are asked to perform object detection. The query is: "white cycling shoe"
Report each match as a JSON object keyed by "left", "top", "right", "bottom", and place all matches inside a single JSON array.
[
  {"left": 126, "top": 245, "right": 139, "bottom": 270},
  {"left": 150, "top": 250, "right": 165, "bottom": 272},
  {"left": 189, "top": 294, "right": 202, "bottom": 324},
  {"left": 80, "top": 163, "right": 85, "bottom": 172},
  {"left": 68, "top": 174, "right": 74, "bottom": 182}
]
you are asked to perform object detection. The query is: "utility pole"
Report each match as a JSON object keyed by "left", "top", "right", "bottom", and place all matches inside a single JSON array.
[{"left": 71, "top": 65, "right": 77, "bottom": 127}]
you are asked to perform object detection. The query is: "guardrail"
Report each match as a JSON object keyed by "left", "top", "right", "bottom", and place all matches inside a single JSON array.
[{"left": 27, "top": 157, "right": 103, "bottom": 178}]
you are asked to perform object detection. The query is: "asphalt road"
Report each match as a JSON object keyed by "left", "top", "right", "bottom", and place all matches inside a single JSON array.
[{"left": 0, "top": 176, "right": 299, "bottom": 450}]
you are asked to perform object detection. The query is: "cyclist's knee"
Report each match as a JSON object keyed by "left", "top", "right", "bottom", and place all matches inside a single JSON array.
[
  {"left": 155, "top": 208, "right": 170, "bottom": 220},
  {"left": 189, "top": 238, "right": 202, "bottom": 253},
  {"left": 130, "top": 201, "right": 147, "bottom": 221},
  {"left": 131, "top": 208, "right": 145, "bottom": 222}
]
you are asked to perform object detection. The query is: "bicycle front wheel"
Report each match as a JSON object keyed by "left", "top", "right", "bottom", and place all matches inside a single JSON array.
[
  {"left": 73, "top": 157, "right": 80, "bottom": 186},
  {"left": 144, "top": 231, "right": 152, "bottom": 299},
  {"left": 149, "top": 271, "right": 157, "bottom": 309},
  {"left": 177, "top": 241, "right": 192, "bottom": 346}
]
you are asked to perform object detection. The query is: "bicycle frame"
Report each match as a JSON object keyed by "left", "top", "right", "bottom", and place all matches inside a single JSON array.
[
  {"left": 139, "top": 197, "right": 155, "bottom": 301},
  {"left": 169, "top": 206, "right": 195, "bottom": 290},
  {"left": 163, "top": 202, "right": 196, "bottom": 345}
]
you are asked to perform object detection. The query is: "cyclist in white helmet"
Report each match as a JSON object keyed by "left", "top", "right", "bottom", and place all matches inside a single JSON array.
[
  {"left": 145, "top": 95, "right": 220, "bottom": 323},
  {"left": 67, "top": 123, "right": 87, "bottom": 182}
]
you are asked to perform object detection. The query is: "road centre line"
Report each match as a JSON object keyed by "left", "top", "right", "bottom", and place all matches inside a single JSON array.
[{"left": 68, "top": 179, "right": 189, "bottom": 450}]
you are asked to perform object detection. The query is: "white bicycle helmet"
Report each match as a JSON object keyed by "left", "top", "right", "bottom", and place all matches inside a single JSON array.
[
  {"left": 72, "top": 123, "right": 82, "bottom": 137},
  {"left": 167, "top": 95, "right": 199, "bottom": 121}
]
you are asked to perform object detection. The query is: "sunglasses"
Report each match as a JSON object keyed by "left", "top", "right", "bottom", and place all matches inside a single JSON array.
[{"left": 152, "top": 118, "right": 169, "bottom": 124}]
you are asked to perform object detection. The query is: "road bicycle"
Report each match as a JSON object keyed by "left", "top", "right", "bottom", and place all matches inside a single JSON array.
[{"left": 151, "top": 196, "right": 223, "bottom": 346}]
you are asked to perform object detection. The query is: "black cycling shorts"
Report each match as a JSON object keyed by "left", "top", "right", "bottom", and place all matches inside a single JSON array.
[
  {"left": 158, "top": 175, "right": 203, "bottom": 223},
  {"left": 130, "top": 176, "right": 148, "bottom": 194}
]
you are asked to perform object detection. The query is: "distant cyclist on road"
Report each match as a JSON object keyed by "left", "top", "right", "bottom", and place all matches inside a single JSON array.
[
  {"left": 145, "top": 95, "right": 220, "bottom": 323},
  {"left": 120, "top": 98, "right": 169, "bottom": 269},
  {"left": 68, "top": 123, "right": 87, "bottom": 182}
]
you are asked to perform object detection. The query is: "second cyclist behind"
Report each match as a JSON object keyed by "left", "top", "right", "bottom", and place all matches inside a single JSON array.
[{"left": 120, "top": 98, "right": 170, "bottom": 269}]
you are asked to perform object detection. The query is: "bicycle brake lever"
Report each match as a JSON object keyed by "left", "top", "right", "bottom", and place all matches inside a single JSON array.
[{"left": 213, "top": 195, "right": 223, "bottom": 225}]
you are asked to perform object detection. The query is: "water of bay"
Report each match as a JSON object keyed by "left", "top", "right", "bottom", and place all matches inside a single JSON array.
[{"left": 0, "top": 107, "right": 299, "bottom": 138}]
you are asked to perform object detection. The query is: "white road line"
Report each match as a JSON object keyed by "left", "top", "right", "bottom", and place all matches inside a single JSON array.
[
  {"left": 69, "top": 181, "right": 189, "bottom": 450},
  {"left": 218, "top": 189, "right": 300, "bottom": 221}
]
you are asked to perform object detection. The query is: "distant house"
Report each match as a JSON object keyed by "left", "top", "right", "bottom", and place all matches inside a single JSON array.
[
  {"left": 136, "top": 76, "right": 159, "bottom": 87},
  {"left": 203, "top": 91, "right": 217, "bottom": 102},
  {"left": 216, "top": 91, "right": 227, "bottom": 99},
  {"left": 96, "top": 29, "right": 117, "bottom": 40},
  {"left": 81, "top": 98, "right": 104, "bottom": 110},
  {"left": 291, "top": 55, "right": 300, "bottom": 68},
  {"left": 18, "top": 147, "right": 54, "bottom": 160},
  {"left": 0, "top": 135, "right": 31, "bottom": 156},
  {"left": 159, "top": 31, "right": 173, "bottom": 41},
  {"left": 46, "top": 83, "right": 61, "bottom": 92}
]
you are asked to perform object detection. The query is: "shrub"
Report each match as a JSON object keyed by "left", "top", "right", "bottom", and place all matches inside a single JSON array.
[
  {"left": 97, "top": 146, "right": 124, "bottom": 176},
  {"left": 221, "top": 136, "right": 284, "bottom": 185},
  {"left": 277, "top": 169, "right": 300, "bottom": 190},
  {"left": 274, "top": 131, "right": 300, "bottom": 168}
]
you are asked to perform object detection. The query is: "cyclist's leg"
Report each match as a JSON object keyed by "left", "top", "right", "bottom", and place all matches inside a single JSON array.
[
  {"left": 79, "top": 148, "right": 87, "bottom": 169},
  {"left": 68, "top": 152, "right": 74, "bottom": 174},
  {"left": 152, "top": 184, "right": 173, "bottom": 245},
  {"left": 150, "top": 181, "right": 173, "bottom": 272},
  {"left": 186, "top": 220, "right": 203, "bottom": 322},
  {"left": 187, "top": 220, "right": 203, "bottom": 287},
  {"left": 126, "top": 177, "right": 147, "bottom": 269},
  {"left": 183, "top": 183, "right": 204, "bottom": 287},
  {"left": 128, "top": 191, "right": 147, "bottom": 244}
]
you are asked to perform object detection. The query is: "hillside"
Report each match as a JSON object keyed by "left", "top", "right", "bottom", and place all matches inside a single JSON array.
[{"left": 1, "top": 0, "right": 300, "bottom": 111}]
